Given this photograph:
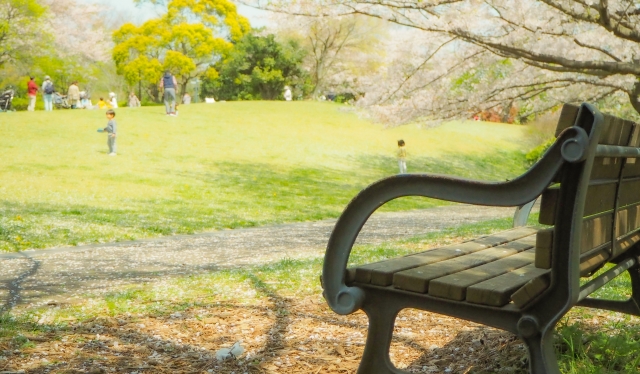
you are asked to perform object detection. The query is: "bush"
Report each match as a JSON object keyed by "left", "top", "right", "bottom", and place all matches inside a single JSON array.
[
  {"left": 334, "top": 93, "right": 356, "bottom": 104},
  {"left": 10, "top": 97, "right": 44, "bottom": 111},
  {"left": 525, "top": 138, "right": 555, "bottom": 166}
]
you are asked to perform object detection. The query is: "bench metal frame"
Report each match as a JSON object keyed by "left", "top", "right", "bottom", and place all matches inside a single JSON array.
[{"left": 322, "top": 103, "right": 640, "bottom": 373}]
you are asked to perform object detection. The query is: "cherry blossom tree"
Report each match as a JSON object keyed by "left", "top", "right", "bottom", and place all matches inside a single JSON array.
[
  {"left": 0, "top": 0, "right": 46, "bottom": 69},
  {"left": 248, "top": 0, "right": 640, "bottom": 123},
  {"left": 273, "top": 13, "right": 388, "bottom": 97}
]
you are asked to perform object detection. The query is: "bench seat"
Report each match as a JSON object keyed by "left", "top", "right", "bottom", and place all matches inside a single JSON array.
[{"left": 347, "top": 228, "right": 544, "bottom": 306}]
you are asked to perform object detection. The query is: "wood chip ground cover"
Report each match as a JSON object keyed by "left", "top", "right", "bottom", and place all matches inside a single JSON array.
[
  {"left": 1, "top": 295, "right": 534, "bottom": 374},
  {"left": 5, "top": 294, "right": 636, "bottom": 373}
]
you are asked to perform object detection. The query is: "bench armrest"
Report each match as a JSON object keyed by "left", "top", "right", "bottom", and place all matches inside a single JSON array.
[{"left": 323, "top": 126, "right": 590, "bottom": 315}]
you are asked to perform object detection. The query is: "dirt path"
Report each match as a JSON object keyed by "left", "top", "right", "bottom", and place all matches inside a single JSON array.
[{"left": 0, "top": 204, "right": 519, "bottom": 311}]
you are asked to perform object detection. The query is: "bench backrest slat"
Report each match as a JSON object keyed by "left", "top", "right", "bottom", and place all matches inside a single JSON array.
[{"left": 537, "top": 105, "right": 640, "bottom": 274}]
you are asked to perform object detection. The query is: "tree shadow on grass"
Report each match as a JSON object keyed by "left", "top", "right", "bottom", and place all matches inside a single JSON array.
[{"left": 0, "top": 252, "right": 40, "bottom": 313}]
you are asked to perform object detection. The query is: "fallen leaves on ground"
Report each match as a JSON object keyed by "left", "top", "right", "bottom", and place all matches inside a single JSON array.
[{"left": 0, "top": 296, "right": 532, "bottom": 374}]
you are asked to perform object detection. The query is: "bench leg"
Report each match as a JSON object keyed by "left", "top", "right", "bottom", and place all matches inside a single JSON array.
[
  {"left": 358, "top": 305, "right": 407, "bottom": 374},
  {"left": 523, "top": 327, "right": 561, "bottom": 374}
]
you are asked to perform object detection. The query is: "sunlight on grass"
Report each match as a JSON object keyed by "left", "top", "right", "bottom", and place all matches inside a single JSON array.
[{"left": 0, "top": 102, "right": 531, "bottom": 251}]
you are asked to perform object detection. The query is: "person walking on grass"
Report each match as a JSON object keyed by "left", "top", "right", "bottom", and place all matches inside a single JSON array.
[
  {"left": 128, "top": 92, "right": 140, "bottom": 107},
  {"left": 103, "top": 109, "right": 117, "bottom": 156},
  {"left": 159, "top": 70, "right": 177, "bottom": 116},
  {"left": 68, "top": 81, "right": 80, "bottom": 109},
  {"left": 42, "top": 76, "right": 54, "bottom": 111},
  {"left": 27, "top": 76, "right": 38, "bottom": 111},
  {"left": 397, "top": 139, "right": 407, "bottom": 174}
]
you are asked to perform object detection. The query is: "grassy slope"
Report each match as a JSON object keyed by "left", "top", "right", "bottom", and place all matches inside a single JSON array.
[{"left": 0, "top": 101, "right": 529, "bottom": 251}]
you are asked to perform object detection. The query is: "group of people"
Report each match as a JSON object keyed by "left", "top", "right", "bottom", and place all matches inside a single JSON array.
[
  {"left": 25, "top": 76, "right": 139, "bottom": 111},
  {"left": 27, "top": 76, "right": 111, "bottom": 111},
  {"left": 27, "top": 70, "right": 294, "bottom": 113}
]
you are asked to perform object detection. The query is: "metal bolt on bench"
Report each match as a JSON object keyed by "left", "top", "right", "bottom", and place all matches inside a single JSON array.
[{"left": 321, "top": 103, "right": 640, "bottom": 374}]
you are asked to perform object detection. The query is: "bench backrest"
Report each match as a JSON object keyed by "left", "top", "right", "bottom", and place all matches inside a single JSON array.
[{"left": 537, "top": 104, "right": 640, "bottom": 276}]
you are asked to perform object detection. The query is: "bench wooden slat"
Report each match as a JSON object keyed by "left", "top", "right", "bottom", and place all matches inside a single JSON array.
[
  {"left": 354, "top": 241, "right": 484, "bottom": 284},
  {"left": 554, "top": 104, "right": 580, "bottom": 137},
  {"left": 355, "top": 227, "right": 537, "bottom": 286},
  {"left": 590, "top": 157, "right": 624, "bottom": 179},
  {"left": 616, "top": 230, "right": 640, "bottom": 259},
  {"left": 392, "top": 238, "right": 535, "bottom": 293},
  {"left": 466, "top": 264, "right": 549, "bottom": 307},
  {"left": 511, "top": 274, "right": 551, "bottom": 308},
  {"left": 534, "top": 228, "right": 553, "bottom": 269},
  {"left": 622, "top": 124, "right": 640, "bottom": 171},
  {"left": 618, "top": 178, "right": 640, "bottom": 207},
  {"left": 356, "top": 242, "right": 486, "bottom": 285},
  {"left": 622, "top": 159, "right": 640, "bottom": 177},
  {"left": 428, "top": 249, "right": 536, "bottom": 301},
  {"left": 612, "top": 204, "right": 640, "bottom": 258},
  {"left": 580, "top": 248, "right": 610, "bottom": 276},
  {"left": 539, "top": 182, "right": 617, "bottom": 225},
  {"left": 600, "top": 114, "right": 633, "bottom": 146},
  {"left": 581, "top": 214, "right": 613, "bottom": 255},
  {"left": 535, "top": 214, "right": 612, "bottom": 270}
]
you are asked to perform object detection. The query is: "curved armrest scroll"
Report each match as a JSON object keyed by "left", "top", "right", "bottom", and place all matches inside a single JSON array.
[{"left": 323, "top": 126, "right": 589, "bottom": 315}]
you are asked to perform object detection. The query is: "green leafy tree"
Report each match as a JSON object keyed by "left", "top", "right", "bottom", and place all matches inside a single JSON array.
[
  {"left": 202, "top": 33, "right": 309, "bottom": 100},
  {"left": 112, "top": 0, "right": 250, "bottom": 101},
  {"left": 0, "top": 0, "right": 46, "bottom": 69}
]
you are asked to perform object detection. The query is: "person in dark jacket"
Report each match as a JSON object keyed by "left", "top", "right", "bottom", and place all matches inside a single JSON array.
[{"left": 159, "top": 71, "right": 178, "bottom": 116}]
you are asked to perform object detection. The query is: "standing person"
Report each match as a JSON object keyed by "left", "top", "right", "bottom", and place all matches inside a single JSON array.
[
  {"left": 159, "top": 71, "right": 177, "bottom": 116},
  {"left": 67, "top": 82, "right": 80, "bottom": 109},
  {"left": 397, "top": 139, "right": 407, "bottom": 174},
  {"left": 42, "top": 76, "right": 54, "bottom": 111},
  {"left": 102, "top": 109, "right": 117, "bottom": 156},
  {"left": 284, "top": 86, "right": 292, "bottom": 101},
  {"left": 128, "top": 92, "right": 140, "bottom": 107},
  {"left": 109, "top": 92, "right": 118, "bottom": 108},
  {"left": 27, "top": 76, "right": 38, "bottom": 111}
]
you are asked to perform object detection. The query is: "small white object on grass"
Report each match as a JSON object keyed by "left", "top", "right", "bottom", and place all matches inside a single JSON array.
[
  {"left": 215, "top": 341, "right": 244, "bottom": 361},
  {"left": 205, "top": 97, "right": 216, "bottom": 104}
]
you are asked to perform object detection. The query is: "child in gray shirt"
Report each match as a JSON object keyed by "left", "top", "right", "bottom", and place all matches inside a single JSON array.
[{"left": 104, "top": 109, "right": 117, "bottom": 156}]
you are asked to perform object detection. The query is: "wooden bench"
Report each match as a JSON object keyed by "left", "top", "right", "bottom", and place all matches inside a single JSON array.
[{"left": 322, "top": 103, "right": 640, "bottom": 374}]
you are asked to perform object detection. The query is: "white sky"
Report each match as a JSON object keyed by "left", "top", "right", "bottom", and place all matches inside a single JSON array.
[{"left": 80, "top": 0, "right": 271, "bottom": 27}]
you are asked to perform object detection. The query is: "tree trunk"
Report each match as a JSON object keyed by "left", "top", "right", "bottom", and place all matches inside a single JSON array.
[{"left": 180, "top": 81, "right": 188, "bottom": 103}]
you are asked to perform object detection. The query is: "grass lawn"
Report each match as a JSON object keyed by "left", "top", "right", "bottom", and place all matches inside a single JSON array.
[
  {"left": 2, "top": 215, "right": 639, "bottom": 373},
  {"left": 0, "top": 101, "right": 531, "bottom": 251}
]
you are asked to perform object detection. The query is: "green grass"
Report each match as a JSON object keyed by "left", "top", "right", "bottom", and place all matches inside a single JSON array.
[{"left": 0, "top": 101, "right": 531, "bottom": 251}]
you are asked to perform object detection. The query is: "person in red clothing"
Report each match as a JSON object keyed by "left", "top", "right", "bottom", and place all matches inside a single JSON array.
[{"left": 27, "top": 76, "right": 39, "bottom": 111}]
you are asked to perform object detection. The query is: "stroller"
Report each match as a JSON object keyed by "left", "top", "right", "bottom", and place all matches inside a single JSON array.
[
  {"left": 0, "top": 87, "right": 15, "bottom": 112},
  {"left": 53, "top": 92, "right": 71, "bottom": 109}
]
